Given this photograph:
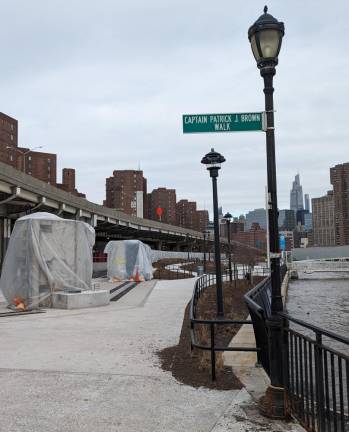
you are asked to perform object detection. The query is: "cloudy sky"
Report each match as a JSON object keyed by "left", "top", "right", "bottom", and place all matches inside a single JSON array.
[{"left": 1, "top": 1, "right": 348, "bottom": 218}]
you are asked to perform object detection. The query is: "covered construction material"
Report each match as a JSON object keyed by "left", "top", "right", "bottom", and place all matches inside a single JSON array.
[
  {"left": 104, "top": 240, "right": 153, "bottom": 282},
  {"left": 0, "top": 212, "right": 95, "bottom": 309}
]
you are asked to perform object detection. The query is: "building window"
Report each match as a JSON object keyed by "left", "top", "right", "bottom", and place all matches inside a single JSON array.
[
  {"left": 10, "top": 134, "right": 14, "bottom": 141},
  {"left": 11, "top": 124, "right": 14, "bottom": 130},
  {"left": 28, "top": 156, "right": 31, "bottom": 161}
]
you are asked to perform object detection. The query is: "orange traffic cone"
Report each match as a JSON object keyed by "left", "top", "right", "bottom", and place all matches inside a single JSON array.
[{"left": 135, "top": 269, "right": 140, "bottom": 283}]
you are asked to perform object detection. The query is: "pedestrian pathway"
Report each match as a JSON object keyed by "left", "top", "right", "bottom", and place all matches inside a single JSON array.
[{"left": 0, "top": 277, "right": 303, "bottom": 431}]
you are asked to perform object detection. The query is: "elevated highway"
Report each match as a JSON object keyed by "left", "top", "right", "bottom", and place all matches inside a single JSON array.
[{"left": 0, "top": 161, "right": 203, "bottom": 265}]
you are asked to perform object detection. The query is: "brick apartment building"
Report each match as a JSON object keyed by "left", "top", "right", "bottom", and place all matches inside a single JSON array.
[
  {"left": 147, "top": 187, "right": 176, "bottom": 224},
  {"left": 194, "top": 210, "right": 209, "bottom": 232},
  {"left": 57, "top": 168, "right": 86, "bottom": 198},
  {"left": 105, "top": 170, "right": 147, "bottom": 218},
  {"left": 312, "top": 191, "right": 336, "bottom": 247},
  {"left": 0, "top": 112, "right": 57, "bottom": 185},
  {"left": 0, "top": 112, "right": 89, "bottom": 197},
  {"left": 231, "top": 223, "right": 267, "bottom": 251},
  {"left": 220, "top": 220, "right": 244, "bottom": 238},
  {"left": 0, "top": 112, "right": 18, "bottom": 168},
  {"left": 176, "top": 199, "right": 197, "bottom": 230},
  {"left": 330, "top": 162, "right": 349, "bottom": 245}
]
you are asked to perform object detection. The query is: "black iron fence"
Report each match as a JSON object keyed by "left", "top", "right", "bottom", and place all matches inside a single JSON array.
[
  {"left": 189, "top": 271, "right": 259, "bottom": 380},
  {"left": 244, "top": 268, "right": 348, "bottom": 432},
  {"left": 281, "top": 313, "right": 349, "bottom": 432}
]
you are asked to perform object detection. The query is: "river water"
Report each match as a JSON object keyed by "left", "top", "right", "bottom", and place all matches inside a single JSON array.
[{"left": 286, "top": 276, "right": 349, "bottom": 341}]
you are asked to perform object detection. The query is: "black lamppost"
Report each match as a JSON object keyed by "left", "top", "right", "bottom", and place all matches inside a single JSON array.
[
  {"left": 248, "top": 6, "right": 285, "bottom": 418},
  {"left": 186, "top": 233, "right": 190, "bottom": 261},
  {"left": 223, "top": 212, "right": 233, "bottom": 283},
  {"left": 201, "top": 148, "right": 225, "bottom": 317}
]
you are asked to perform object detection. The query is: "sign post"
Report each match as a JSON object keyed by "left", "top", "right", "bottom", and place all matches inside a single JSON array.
[{"left": 182, "top": 112, "right": 266, "bottom": 134}]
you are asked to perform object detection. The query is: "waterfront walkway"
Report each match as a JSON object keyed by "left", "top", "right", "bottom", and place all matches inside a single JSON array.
[{"left": 0, "top": 278, "right": 303, "bottom": 432}]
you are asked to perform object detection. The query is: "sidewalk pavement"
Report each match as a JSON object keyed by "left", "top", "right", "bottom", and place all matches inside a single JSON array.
[{"left": 0, "top": 278, "right": 304, "bottom": 432}]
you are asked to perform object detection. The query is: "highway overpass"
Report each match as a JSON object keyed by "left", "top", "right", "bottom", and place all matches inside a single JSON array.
[{"left": 0, "top": 161, "right": 204, "bottom": 266}]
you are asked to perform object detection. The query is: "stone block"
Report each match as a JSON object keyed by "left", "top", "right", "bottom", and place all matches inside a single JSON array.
[{"left": 51, "top": 290, "right": 109, "bottom": 309}]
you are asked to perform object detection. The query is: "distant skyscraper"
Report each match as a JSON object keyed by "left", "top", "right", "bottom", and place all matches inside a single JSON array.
[
  {"left": 330, "top": 162, "right": 349, "bottom": 245},
  {"left": 304, "top": 193, "right": 310, "bottom": 211},
  {"left": 290, "top": 174, "right": 304, "bottom": 212},
  {"left": 245, "top": 208, "right": 267, "bottom": 231},
  {"left": 312, "top": 191, "right": 335, "bottom": 247}
]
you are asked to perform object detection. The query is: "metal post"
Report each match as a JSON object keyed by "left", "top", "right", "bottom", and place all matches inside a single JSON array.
[
  {"left": 211, "top": 174, "right": 224, "bottom": 317},
  {"left": 227, "top": 220, "right": 233, "bottom": 283},
  {"left": 259, "top": 66, "right": 285, "bottom": 418},
  {"left": 203, "top": 232, "right": 207, "bottom": 273}
]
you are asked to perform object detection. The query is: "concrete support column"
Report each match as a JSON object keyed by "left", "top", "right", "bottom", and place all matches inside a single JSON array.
[
  {"left": 157, "top": 240, "right": 163, "bottom": 251},
  {"left": 0, "top": 218, "right": 11, "bottom": 270}
]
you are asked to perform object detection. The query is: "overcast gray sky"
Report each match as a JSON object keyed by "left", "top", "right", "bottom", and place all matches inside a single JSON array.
[{"left": 1, "top": 1, "right": 348, "bottom": 218}]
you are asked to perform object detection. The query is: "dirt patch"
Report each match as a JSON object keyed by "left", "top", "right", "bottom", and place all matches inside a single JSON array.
[
  {"left": 158, "top": 277, "right": 264, "bottom": 390},
  {"left": 153, "top": 259, "right": 194, "bottom": 280}
]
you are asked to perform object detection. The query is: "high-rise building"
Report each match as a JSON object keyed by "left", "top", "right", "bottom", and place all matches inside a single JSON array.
[
  {"left": 304, "top": 193, "right": 310, "bottom": 211},
  {"left": 57, "top": 168, "right": 86, "bottom": 198},
  {"left": 147, "top": 187, "right": 176, "bottom": 224},
  {"left": 330, "top": 162, "right": 349, "bottom": 245},
  {"left": 194, "top": 210, "right": 209, "bottom": 232},
  {"left": 0, "top": 112, "right": 18, "bottom": 168},
  {"left": 278, "top": 209, "right": 296, "bottom": 231},
  {"left": 311, "top": 191, "right": 335, "bottom": 247},
  {"left": 17, "top": 148, "right": 57, "bottom": 185},
  {"left": 290, "top": 174, "right": 304, "bottom": 212},
  {"left": 105, "top": 170, "right": 147, "bottom": 217},
  {"left": 176, "top": 199, "right": 197, "bottom": 230},
  {"left": 245, "top": 208, "right": 267, "bottom": 230},
  {"left": 231, "top": 222, "right": 267, "bottom": 251},
  {"left": 0, "top": 112, "right": 57, "bottom": 184},
  {"left": 304, "top": 213, "right": 312, "bottom": 231}
]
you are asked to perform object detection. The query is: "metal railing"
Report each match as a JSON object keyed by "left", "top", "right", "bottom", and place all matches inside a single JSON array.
[
  {"left": 281, "top": 313, "right": 349, "bottom": 432},
  {"left": 244, "top": 267, "right": 348, "bottom": 432},
  {"left": 189, "top": 271, "right": 259, "bottom": 380}
]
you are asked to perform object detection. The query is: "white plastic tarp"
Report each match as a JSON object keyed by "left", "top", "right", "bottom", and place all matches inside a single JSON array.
[
  {"left": 0, "top": 212, "right": 95, "bottom": 309},
  {"left": 104, "top": 240, "right": 153, "bottom": 281}
]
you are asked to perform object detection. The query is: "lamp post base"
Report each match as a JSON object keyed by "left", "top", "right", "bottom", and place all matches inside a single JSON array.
[{"left": 259, "top": 385, "right": 289, "bottom": 419}]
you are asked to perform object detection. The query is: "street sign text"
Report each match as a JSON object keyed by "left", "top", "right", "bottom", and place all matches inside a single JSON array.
[{"left": 182, "top": 112, "right": 265, "bottom": 134}]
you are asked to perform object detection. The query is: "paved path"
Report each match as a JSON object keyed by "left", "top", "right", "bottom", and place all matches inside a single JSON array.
[{"left": 0, "top": 278, "right": 303, "bottom": 432}]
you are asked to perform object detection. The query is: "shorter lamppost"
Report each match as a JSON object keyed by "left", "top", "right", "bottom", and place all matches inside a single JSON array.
[
  {"left": 6, "top": 146, "right": 44, "bottom": 173},
  {"left": 223, "top": 212, "right": 233, "bottom": 283},
  {"left": 186, "top": 233, "right": 190, "bottom": 261},
  {"left": 201, "top": 148, "right": 225, "bottom": 317}
]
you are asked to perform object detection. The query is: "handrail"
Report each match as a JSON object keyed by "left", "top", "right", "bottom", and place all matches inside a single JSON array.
[
  {"left": 243, "top": 266, "right": 348, "bottom": 431},
  {"left": 189, "top": 269, "right": 259, "bottom": 380},
  {"left": 280, "top": 312, "right": 349, "bottom": 347}
]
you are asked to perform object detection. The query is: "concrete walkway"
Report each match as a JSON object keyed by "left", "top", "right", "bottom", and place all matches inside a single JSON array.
[{"left": 0, "top": 278, "right": 303, "bottom": 432}]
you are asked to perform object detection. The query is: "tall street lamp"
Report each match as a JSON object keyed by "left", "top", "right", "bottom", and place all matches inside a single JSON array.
[
  {"left": 248, "top": 6, "right": 285, "bottom": 418},
  {"left": 223, "top": 212, "right": 233, "bottom": 283},
  {"left": 201, "top": 148, "right": 225, "bottom": 317}
]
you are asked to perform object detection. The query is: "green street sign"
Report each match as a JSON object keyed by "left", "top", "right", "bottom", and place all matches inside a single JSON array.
[{"left": 182, "top": 112, "right": 266, "bottom": 134}]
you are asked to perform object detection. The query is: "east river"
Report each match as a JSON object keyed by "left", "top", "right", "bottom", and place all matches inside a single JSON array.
[{"left": 286, "top": 274, "right": 349, "bottom": 355}]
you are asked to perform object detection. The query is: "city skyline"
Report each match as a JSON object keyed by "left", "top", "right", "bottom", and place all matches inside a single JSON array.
[{"left": 0, "top": 1, "right": 347, "bottom": 217}]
